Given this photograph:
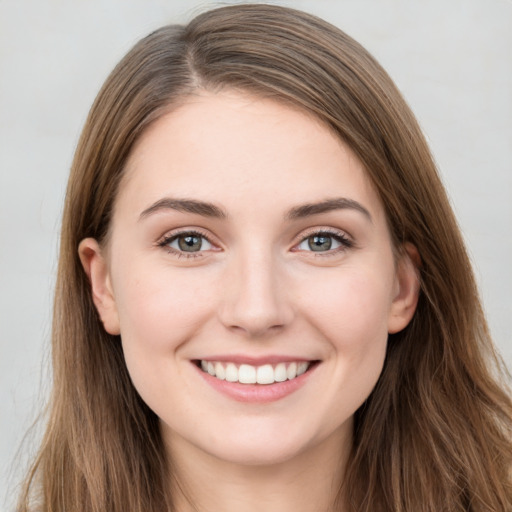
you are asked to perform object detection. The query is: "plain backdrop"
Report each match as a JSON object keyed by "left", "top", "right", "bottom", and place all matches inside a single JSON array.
[{"left": 1, "top": 0, "right": 511, "bottom": 507}]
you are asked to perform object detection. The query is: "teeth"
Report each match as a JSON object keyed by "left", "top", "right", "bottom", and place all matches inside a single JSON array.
[
  {"left": 199, "top": 360, "right": 311, "bottom": 385},
  {"left": 225, "top": 363, "right": 238, "bottom": 382},
  {"left": 256, "top": 364, "right": 274, "bottom": 385},
  {"left": 239, "top": 364, "right": 256, "bottom": 384},
  {"left": 274, "top": 363, "right": 287, "bottom": 382},
  {"left": 297, "top": 362, "right": 308, "bottom": 376},
  {"left": 287, "top": 362, "right": 297, "bottom": 380},
  {"left": 215, "top": 362, "right": 226, "bottom": 380}
]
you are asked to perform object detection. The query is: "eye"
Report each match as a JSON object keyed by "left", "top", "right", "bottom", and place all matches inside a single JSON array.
[
  {"left": 159, "top": 230, "right": 213, "bottom": 256},
  {"left": 296, "top": 231, "right": 352, "bottom": 253}
]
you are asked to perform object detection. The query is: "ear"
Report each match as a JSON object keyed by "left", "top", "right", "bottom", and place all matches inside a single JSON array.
[
  {"left": 388, "top": 242, "right": 421, "bottom": 334},
  {"left": 78, "top": 238, "right": 121, "bottom": 335}
]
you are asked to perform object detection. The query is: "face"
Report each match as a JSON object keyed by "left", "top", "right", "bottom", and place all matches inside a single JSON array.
[{"left": 80, "top": 91, "right": 419, "bottom": 467}]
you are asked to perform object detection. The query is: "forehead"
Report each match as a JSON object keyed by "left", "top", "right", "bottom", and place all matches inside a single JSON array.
[{"left": 117, "top": 90, "right": 384, "bottom": 222}]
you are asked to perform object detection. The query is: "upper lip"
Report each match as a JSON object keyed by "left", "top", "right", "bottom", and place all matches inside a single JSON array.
[{"left": 194, "top": 355, "right": 317, "bottom": 365}]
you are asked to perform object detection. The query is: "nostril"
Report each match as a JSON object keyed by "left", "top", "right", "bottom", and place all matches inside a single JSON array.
[{"left": 227, "top": 322, "right": 286, "bottom": 338}]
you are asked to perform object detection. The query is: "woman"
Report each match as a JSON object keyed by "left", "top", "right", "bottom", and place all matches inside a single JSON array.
[{"left": 17, "top": 4, "right": 511, "bottom": 511}]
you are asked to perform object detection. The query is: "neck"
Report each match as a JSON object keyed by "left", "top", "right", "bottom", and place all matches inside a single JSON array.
[{"left": 164, "top": 426, "right": 351, "bottom": 512}]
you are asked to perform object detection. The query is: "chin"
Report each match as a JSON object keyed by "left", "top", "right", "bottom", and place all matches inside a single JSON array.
[{"left": 206, "top": 436, "right": 311, "bottom": 467}]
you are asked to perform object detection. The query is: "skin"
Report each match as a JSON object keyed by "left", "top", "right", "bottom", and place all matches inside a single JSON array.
[{"left": 80, "top": 90, "right": 419, "bottom": 512}]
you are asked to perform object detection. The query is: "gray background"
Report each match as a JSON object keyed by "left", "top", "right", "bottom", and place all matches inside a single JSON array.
[{"left": 1, "top": 0, "right": 511, "bottom": 507}]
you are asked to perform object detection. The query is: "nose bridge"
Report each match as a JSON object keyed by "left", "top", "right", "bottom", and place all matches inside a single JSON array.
[{"left": 218, "top": 244, "right": 292, "bottom": 337}]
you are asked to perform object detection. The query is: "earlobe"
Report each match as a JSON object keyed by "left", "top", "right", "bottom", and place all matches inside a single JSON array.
[
  {"left": 388, "top": 243, "right": 421, "bottom": 334},
  {"left": 78, "top": 238, "right": 121, "bottom": 335}
]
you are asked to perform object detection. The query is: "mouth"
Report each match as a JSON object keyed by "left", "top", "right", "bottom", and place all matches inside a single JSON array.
[{"left": 195, "top": 359, "right": 318, "bottom": 385}]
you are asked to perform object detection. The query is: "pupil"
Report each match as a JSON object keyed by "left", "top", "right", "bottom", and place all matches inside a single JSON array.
[
  {"left": 308, "top": 235, "right": 332, "bottom": 251},
  {"left": 178, "top": 235, "right": 202, "bottom": 252}
]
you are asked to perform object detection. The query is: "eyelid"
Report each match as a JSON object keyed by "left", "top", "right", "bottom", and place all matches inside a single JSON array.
[
  {"left": 156, "top": 227, "right": 220, "bottom": 258},
  {"left": 291, "top": 227, "right": 354, "bottom": 255},
  {"left": 155, "top": 226, "right": 353, "bottom": 259}
]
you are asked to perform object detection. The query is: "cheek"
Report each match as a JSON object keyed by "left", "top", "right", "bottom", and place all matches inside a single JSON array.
[
  {"left": 299, "top": 264, "right": 393, "bottom": 396},
  {"left": 111, "top": 263, "right": 219, "bottom": 416},
  {"left": 301, "top": 265, "right": 394, "bottom": 347},
  {"left": 112, "top": 262, "right": 218, "bottom": 353}
]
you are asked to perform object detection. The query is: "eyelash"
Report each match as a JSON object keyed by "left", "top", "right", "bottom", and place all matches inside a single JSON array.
[
  {"left": 157, "top": 228, "right": 353, "bottom": 259},
  {"left": 157, "top": 229, "right": 214, "bottom": 259},
  {"left": 294, "top": 228, "right": 353, "bottom": 257}
]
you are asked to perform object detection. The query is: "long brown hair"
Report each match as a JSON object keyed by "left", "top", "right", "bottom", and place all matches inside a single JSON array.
[{"left": 18, "top": 4, "right": 511, "bottom": 511}]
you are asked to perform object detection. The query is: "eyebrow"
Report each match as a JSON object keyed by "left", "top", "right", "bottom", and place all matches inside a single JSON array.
[
  {"left": 138, "top": 196, "right": 372, "bottom": 222},
  {"left": 285, "top": 197, "right": 372, "bottom": 222},
  {"left": 139, "top": 198, "right": 227, "bottom": 220}
]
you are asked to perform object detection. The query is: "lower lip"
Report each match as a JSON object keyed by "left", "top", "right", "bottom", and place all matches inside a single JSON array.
[{"left": 193, "top": 362, "right": 318, "bottom": 403}]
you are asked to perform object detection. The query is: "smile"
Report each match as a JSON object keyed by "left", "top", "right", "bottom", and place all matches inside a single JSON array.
[{"left": 199, "top": 360, "right": 310, "bottom": 385}]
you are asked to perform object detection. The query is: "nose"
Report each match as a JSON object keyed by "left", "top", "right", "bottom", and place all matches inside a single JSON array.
[{"left": 217, "top": 249, "right": 294, "bottom": 338}]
